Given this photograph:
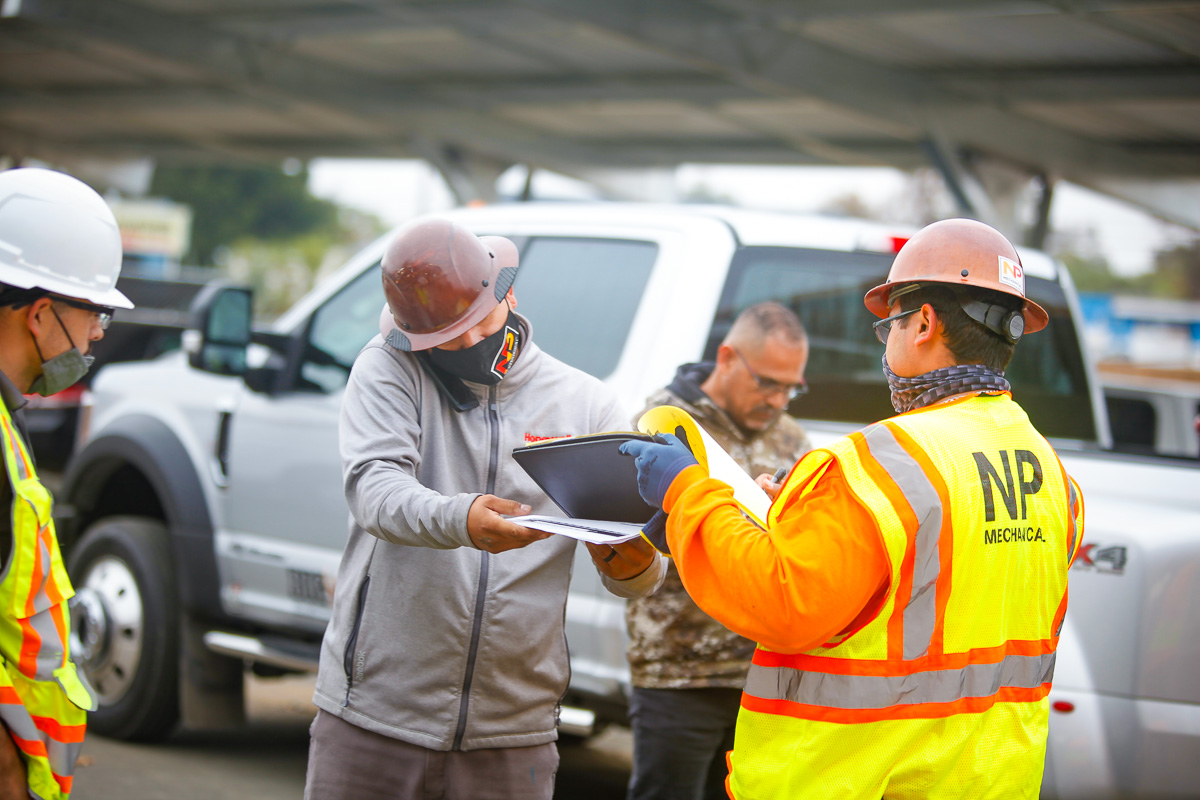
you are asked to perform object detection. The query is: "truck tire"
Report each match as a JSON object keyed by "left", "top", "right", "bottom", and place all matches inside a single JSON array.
[{"left": 67, "top": 516, "right": 180, "bottom": 741}]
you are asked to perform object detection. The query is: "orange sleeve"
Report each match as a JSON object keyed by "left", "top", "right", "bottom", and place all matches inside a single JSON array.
[
  {"left": 662, "top": 460, "right": 890, "bottom": 654},
  {"left": 1066, "top": 475, "right": 1085, "bottom": 567}
]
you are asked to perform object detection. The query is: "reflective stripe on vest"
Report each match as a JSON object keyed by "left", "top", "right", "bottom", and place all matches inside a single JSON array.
[
  {"left": 862, "top": 422, "right": 942, "bottom": 661},
  {"left": 0, "top": 401, "right": 90, "bottom": 800},
  {"left": 750, "top": 394, "right": 1073, "bottom": 715},
  {"left": 743, "top": 649, "right": 1055, "bottom": 723}
]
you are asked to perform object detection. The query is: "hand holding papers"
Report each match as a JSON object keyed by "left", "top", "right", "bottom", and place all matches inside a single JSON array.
[
  {"left": 509, "top": 406, "right": 773, "bottom": 542},
  {"left": 507, "top": 516, "right": 647, "bottom": 545}
]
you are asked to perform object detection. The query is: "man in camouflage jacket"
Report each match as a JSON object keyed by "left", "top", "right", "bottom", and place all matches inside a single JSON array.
[{"left": 626, "top": 302, "right": 811, "bottom": 800}]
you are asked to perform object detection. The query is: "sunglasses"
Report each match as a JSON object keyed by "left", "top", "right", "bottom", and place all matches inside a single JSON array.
[
  {"left": 732, "top": 347, "right": 807, "bottom": 401},
  {"left": 53, "top": 296, "right": 115, "bottom": 330},
  {"left": 872, "top": 308, "right": 919, "bottom": 345}
]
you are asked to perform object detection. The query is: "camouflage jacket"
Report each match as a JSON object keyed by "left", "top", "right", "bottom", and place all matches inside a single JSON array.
[{"left": 626, "top": 362, "right": 811, "bottom": 689}]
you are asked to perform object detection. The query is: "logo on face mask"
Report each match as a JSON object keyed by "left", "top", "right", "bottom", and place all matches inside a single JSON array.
[
  {"left": 426, "top": 310, "right": 522, "bottom": 386},
  {"left": 491, "top": 326, "right": 518, "bottom": 380}
]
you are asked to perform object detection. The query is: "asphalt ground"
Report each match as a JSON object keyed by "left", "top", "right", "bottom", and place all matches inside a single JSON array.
[{"left": 67, "top": 673, "right": 634, "bottom": 800}]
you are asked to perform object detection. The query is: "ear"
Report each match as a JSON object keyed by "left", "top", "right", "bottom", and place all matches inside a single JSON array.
[
  {"left": 714, "top": 343, "right": 737, "bottom": 368},
  {"left": 913, "top": 303, "right": 940, "bottom": 346},
  {"left": 24, "top": 297, "right": 55, "bottom": 338},
  {"left": 504, "top": 287, "right": 517, "bottom": 311}
]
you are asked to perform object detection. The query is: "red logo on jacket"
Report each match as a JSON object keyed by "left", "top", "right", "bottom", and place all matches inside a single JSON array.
[{"left": 524, "top": 433, "right": 570, "bottom": 443}]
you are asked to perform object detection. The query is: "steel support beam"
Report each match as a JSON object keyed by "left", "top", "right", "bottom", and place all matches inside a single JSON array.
[
  {"left": 414, "top": 141, "right": 511, "bottom": 205},
  {"left": 1089, "top": 178, "right": 1200, "bottom": 231},
  {"left": 920, "top": 136, "right": 992, "bottom": 221},
  {"left": 1026, "top": 175, "right": 1056, "bottom": 250},
  {"left": 3, "top": 0, "right": 619, "bottom": 173},
  {"left": 522, "top": 0, "right": 1200, "bottom": 177}
]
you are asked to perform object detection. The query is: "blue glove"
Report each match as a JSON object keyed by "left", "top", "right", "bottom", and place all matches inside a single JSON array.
[
  {"left": 619, "top": 433, "right": 698, "bottom": 509},
  {"left": 640, "top": 509, "right": 670, "bottom": 556}
]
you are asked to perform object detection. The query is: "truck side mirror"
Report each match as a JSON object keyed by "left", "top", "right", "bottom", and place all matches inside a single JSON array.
[{"left": 185, "top": 282, "right": 253, "bottom": 376}]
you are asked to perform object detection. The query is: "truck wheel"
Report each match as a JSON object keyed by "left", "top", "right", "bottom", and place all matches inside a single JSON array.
[{"left": 67, "top": 516, "right": 180, "bottom": 741}]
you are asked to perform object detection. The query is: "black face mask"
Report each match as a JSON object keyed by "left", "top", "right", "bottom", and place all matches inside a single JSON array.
[{"left": 427, "top": 311, "right": 522, "bottom": 386}]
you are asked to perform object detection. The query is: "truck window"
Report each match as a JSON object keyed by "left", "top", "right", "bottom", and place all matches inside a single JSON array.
[
  {"left": 301, "top": 262, "right": 384, "bottom": 393},
  {"left": 1106, "top": 394, "right": 1157, "bottom": 453},
  {"left": 512, "top": 237, "right": 658, "bottom": 379},
  {"left": 707, "top": 246, "right": 1097, "bottom": 442},
  {"left": 296, "top": 235, "right": 658, "bottom": 392}
]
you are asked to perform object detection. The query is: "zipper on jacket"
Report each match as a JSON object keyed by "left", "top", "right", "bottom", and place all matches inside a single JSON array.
[
  {"left": 452, "top": 386, "right": 502, "bottom": 749},
  {"left": 556, "top": 577, "right": 572, "bottom": 734},
  {"left": 342, "top": 575, "right": 371, "bottom": 707}
]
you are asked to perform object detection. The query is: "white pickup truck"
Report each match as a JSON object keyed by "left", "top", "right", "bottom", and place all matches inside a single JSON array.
[{"left": 60, "top": 204, "right": 1199, "bottom": 797}]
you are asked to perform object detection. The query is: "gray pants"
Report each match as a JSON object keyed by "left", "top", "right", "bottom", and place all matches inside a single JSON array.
[
  {"left": 627, "top": 687, "right": 741, "bottom": 800},
  {"left": 304, "top": 709, "right": 559, "bottom": 800}
]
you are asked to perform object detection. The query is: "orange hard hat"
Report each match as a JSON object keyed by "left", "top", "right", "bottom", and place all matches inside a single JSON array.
[
  {"left": 380, "top": 218, "right": 518, "bottom": 351},
  {"left": 864, "top": 218, "right": 1048, "bottom": 336}
]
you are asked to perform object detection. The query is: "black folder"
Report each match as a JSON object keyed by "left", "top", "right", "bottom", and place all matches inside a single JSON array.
[{"left": 511, "top": 433, "right": 659, "bottom": 524}]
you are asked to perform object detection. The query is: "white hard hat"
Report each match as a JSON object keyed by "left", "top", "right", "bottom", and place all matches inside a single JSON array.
[{"left": 0, "top": 167, "right": 133, "bottom": 309}]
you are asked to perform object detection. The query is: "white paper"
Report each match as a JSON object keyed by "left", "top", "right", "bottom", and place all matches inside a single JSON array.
[
  {"left": 687, "top": 420, "right": 772, "bottom": 524},
  {"left": 637, "top": 405, "right": 772, "bottom": 525},
  {"left": 510, "top": 515, "right": 646, "bottom": 545}
]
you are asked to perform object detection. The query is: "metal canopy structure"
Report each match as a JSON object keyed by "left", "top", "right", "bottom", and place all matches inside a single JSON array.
[{"left": 2, "top": 0, "right": 1199, "bottom": 229}]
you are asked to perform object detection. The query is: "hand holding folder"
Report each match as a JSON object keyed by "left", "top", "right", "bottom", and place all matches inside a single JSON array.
[
  {"left": 511, "top": 432, "right": 659, "bottom": 524},
  {"left": 509, "top": 432, "right": 657, "bottom": 544},
  {"left": 509, "top": 406, "right": 772, "bottom": 543}
]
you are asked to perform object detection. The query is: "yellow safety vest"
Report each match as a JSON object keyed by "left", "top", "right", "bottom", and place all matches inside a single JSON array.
[
  {"left": 731, "top": 393, "right": 1083, "bottom": 800},
  {"left": 0, "top": 401, "right": 94, "bottom": 800}
]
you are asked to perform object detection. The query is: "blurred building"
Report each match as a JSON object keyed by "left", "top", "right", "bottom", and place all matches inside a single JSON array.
[
  {"left": 109, "top": 198, "right": 193, "bottom": 279},
  {"left": 1079, "top": 293, "right": 1200, "bottom": 369}
]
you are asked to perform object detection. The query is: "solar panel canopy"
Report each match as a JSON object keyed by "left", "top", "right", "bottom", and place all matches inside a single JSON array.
[{"left": 2, "top": 0, "right": 1197, "bottom": 225}]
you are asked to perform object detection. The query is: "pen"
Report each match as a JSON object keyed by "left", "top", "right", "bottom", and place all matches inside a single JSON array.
[{"left": 772, "top": 467, "right": 788, "bottom": 484}]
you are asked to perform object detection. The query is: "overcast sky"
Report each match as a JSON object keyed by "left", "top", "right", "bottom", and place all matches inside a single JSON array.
[{"left": 308, "top": 159, "right": 1195, "bottom": 277}]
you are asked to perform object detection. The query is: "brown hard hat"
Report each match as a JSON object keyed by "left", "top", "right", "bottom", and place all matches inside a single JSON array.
[
  {"left": 379, "top": 218, "right": 519, "bottom": 351},
  {"left": 864, "top": 218, "right": 1048, "bottom": 334}
]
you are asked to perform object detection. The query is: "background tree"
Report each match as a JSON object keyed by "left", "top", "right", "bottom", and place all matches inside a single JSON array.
[
  {"left": 1059, "top": 243, "right": 1200, "bottom": 300},
  {"left": 1151, "top": 242, "right": 1200, "bottom": 300},
  {"left": 150, "top": 163, "right": 340, "bottom": 266}
]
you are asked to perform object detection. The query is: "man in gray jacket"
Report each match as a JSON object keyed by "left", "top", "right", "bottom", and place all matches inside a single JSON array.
[{"left": 306, "top": 218, "right": 664, "bottom": 800}]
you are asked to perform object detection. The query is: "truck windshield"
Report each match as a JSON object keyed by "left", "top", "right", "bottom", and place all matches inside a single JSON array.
[
  {"left": 513, "top": 236, "right": 659, "bottom": 379},
  {"left": 708, "top": 246, "right": 1097, "bottom": 443}
]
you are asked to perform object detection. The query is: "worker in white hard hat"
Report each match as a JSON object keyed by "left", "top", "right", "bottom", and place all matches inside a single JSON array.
[{"left": 0, "top": 167, "right": 132, "bottom": 800}]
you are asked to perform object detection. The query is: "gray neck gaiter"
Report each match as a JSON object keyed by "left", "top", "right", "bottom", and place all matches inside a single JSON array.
[{"left": 882, "top": 355, "right": 1010, "bottom": 413}]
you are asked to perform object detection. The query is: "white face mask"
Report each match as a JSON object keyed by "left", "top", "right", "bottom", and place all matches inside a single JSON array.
[{"left": 28, "top": 306, "right": 94, "bottom": 397}]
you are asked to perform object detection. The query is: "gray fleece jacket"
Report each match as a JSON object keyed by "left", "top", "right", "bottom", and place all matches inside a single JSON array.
[{"left": 313, "top": 317, "right": 665, "bottom": 751}]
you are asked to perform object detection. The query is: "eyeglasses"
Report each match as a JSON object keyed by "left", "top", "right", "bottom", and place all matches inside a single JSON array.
[
  {"left": 872, "top": 308, "right": 919, "bottom": 345},
  {"left": 52, "top": 296, "right": 114, "bottom": 330},
  {"left": 731, "top": 347, "right": 807, "bottom": 401}
]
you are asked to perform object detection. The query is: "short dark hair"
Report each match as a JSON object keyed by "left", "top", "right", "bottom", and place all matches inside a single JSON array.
[
  {"left": 0, "top": 284, "right": 47, "bottom": 310},
  {"left": 897, "top": 284, "right": 1020, "bottom": 371},
  {"left": 727, "top": 301, "right": 807, "bottom": 348}
]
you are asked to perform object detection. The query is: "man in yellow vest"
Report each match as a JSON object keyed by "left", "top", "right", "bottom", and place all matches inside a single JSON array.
[
  {"left": 0, "top": 168, "right": 131, "bottom": 799},
  {"left": 621, "top": 218, "right": 1084, "bottom": 800}
]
